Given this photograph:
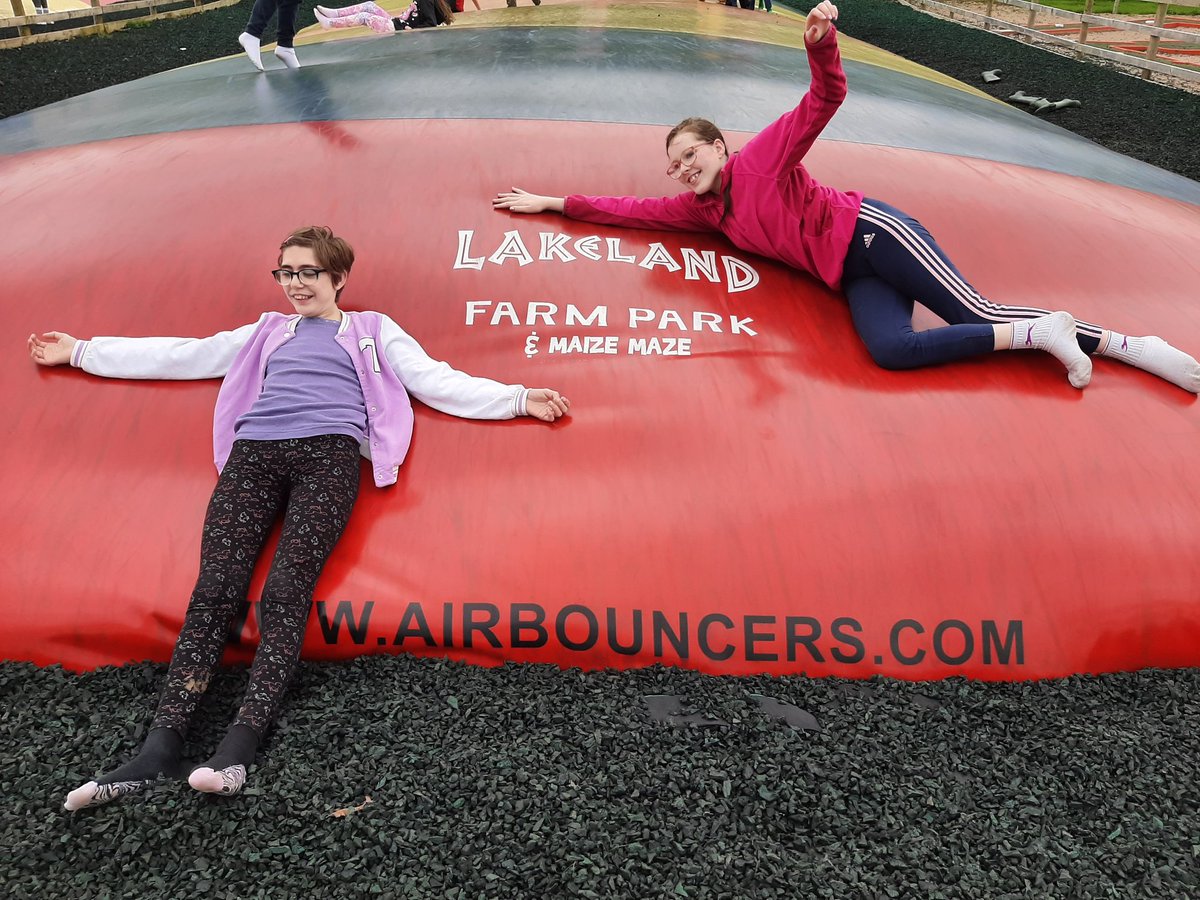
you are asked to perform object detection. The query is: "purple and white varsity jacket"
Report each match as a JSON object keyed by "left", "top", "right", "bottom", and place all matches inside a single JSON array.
[{"left": 71, "top": 311, "right": 529, "bottom": 487}]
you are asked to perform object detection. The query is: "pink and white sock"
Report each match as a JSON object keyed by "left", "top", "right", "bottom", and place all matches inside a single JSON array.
[
  {"left": 1008, "top": 312, "right": 1092, "bottom": 389},
  {"left": 1101, "top": 331, "right": 1200, "bottom": 393}
]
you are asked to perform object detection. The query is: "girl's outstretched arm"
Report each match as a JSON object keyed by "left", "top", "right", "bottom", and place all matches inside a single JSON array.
[
  {"left": 738, "top": 2, "right": 843, "bottom": 179},
  {"left": 29, "top": 331, "right": 77, "bottom": 367},
  {"left": 379, "top": 314, "right": 570, "bottom": 421},
  {"left": 496, "top": 186, "right": 711, "bottom": 232},
  {"left": 33, "top": 318, "right": 263, "bottom": 381},
  {"left": 492, "top": 189, "right": 564, "bottom": 214}
]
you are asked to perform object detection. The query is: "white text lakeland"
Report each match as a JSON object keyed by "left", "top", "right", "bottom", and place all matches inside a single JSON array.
[{"left": 454, "top": 229, "right": 761, "bottom": 294}]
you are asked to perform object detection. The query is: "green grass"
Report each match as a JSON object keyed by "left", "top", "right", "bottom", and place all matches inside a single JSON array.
[{"left": 1039, "top": 0, "right": 1199, "bottom": 15}]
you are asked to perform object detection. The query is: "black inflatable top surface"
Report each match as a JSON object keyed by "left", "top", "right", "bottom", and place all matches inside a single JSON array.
[{"left": 2, "top": 27, "right": 1197, "bottom": 204}]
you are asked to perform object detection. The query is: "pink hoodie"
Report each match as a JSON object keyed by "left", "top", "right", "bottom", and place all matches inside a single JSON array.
[{"left": 563, "top": 28, "right": 863, "bottom": 291}]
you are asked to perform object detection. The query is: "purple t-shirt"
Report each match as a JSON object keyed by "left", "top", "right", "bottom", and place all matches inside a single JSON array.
[{"left": 234, "top": 316, "right": 368, "bottom": 445}]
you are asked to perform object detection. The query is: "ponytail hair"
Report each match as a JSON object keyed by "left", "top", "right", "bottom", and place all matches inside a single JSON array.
[{"left": 665, "top": 117, "right": 726, "bottom": 152}]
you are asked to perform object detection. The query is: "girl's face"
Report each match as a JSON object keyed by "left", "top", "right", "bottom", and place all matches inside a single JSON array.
[
  {"left": 666, "top": 131, "right": 726, "bottom": 196},
  {"left": 277, "top": 246, "right": 346, "bottom": 321}
]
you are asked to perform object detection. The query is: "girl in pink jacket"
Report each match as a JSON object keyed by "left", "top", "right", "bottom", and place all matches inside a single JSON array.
[
  {"left": 30, "top": 226, "right": 570, "bottom": 812},
  {"left": 494, "top": 2, "right": 1199, "bottom": 393}
]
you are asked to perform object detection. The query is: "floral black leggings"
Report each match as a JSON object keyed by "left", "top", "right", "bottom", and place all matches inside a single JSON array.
[{"left": 153, "top": 434, "right": 361, "bottom": 738}]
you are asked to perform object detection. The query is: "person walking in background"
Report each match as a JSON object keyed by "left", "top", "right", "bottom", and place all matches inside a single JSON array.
[{"left": 238, "top": 0, "right": 305, "bottom": 71}]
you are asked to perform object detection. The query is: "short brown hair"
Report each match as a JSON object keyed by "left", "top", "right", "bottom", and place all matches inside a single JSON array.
[{"left": 279, "top": 226, "right": 355, "bottom": 299}]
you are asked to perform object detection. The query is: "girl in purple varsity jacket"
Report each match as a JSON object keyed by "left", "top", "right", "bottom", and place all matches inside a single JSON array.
[
  {"left": 29, "top": 226, "right": 570, "bottom": 812},
  {"left": 493, "top": 1, "right": 1199, "bottom": 393}
]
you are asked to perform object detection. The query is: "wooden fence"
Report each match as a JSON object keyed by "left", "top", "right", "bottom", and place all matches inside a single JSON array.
[
  {"left": 1, "top": 0, "right": 241, "bottom": 50},
  {"left": 902, "top": 0, "right": 1200, "bottom": 83}
]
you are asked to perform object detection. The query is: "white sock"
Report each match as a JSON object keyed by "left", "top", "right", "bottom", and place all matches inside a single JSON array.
[
  {"left": 273, "top": 46, "right": 301, "bottom": 69},
  {"left": 315, "top": 9, "right": 334, "bottom": 27},
  {"left": 1008, "top": 312, "right": 1092, "bottom": 389},
  {"left": 238, "top": 32, "right": 264, "bottom": 72},
  {"left": 1101, "top": 331, "right": 1200, "bottom": 393},
  {"left": 189, "top": 765, "right": 248, "bottom": 796}
]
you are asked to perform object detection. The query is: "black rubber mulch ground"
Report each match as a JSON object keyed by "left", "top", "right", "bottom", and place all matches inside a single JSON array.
[
  {"left": 2, "top": 4, "right": 1198, "bottom": 897},
  {"left": 2, "top": 657, "right": 1198, "bottom": 898},
  {"left": 2, "top": 0, "right": 1199, "bottom": 182},
  {"left": 821, "top": 0, "right": 1200, "bottom": 181},
  {"left": 1, "top": 0, "right": 271, "bottom": 115}
]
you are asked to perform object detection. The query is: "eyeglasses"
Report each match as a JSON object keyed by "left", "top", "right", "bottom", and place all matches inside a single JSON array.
[
  {"left": 271, "top": 267, "right": 327, "bottom": 286},
  {"left": 666, "top": 141, "right": 713, "bottom": 179}
]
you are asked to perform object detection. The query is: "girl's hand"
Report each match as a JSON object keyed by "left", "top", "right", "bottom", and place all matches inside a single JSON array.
[
  {"left": 493, "top": 188, "right": 565, "bottom": 215},
  {"left": 29, "top": 331, "right": 77, "bottom": 366},
  {"left": 526, "top": 388, "right": 570, "bottom": 422},
  {"left": 805, "top": 1, "right": 837, "bottom": 44}
]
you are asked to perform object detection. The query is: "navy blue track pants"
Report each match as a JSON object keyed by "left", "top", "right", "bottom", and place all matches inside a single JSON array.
[
  {"left": 840, "top": 198, "right": 1103, "bottom": 370},
  {"left": 245, "top": 0, "right": 300, "bottom": 47}
]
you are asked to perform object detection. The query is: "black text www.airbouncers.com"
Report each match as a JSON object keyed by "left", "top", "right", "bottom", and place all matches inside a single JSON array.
[{"left": 262, "top": 601, "right": 1025, "bottom": 668}]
